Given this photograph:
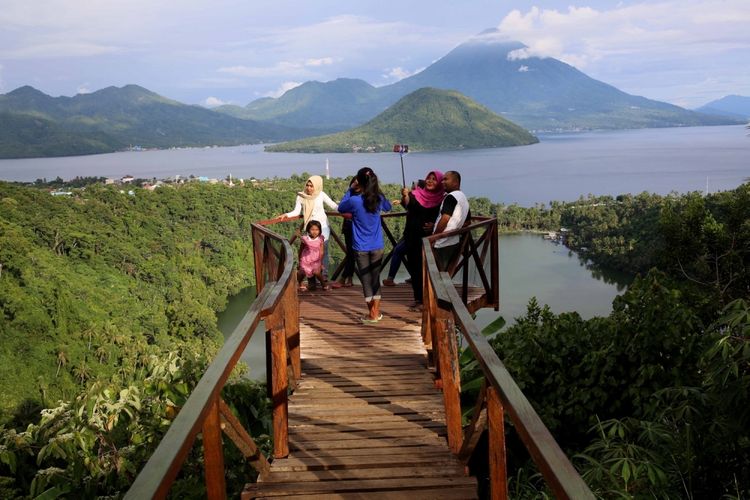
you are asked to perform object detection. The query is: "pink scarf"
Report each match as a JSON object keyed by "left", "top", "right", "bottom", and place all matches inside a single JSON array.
[{"left": 412, "top": 170, "right": 445, "bottom": 208}]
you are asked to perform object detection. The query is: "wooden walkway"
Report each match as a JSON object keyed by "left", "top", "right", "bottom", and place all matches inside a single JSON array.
[{"left": 244, "top": 284, "right": 478, "bottom": 499}]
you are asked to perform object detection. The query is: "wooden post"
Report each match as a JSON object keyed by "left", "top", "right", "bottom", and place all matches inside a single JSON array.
[
  {"left": 284, "top": 281, "right": 301, "bottom": 383},
  {"left": 435, "top": 307, "right": 462, "bottom": 454},
  {"left": 491, "top": 221, "right": 500, "bottom": 310},
  {"left": 270, "top": 322, "right": 289, "bottom": 458},
  {"left": 202, "top": 399, "right": 226, "bottom": 500},
  {"left": 488, "top": 386, "right": 508, "bottom": 500},
  {"left": 421, "top": 248, "right": 432, "bottom": 348},
  {"left": 462, "top": 235, "right": 470, "bottom": 305},
  {"left": 252, "top": 229, "right": 265, "bottom": 293}
]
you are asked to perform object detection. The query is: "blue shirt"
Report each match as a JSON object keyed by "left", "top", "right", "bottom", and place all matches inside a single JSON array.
[{"left": 337, "top": 189, "right": 392, "bottom": 251}]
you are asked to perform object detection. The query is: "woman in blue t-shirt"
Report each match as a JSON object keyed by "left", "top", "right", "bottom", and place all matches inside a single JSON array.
[{"left": 337, "top": 167, "right": 392, "bottom": 323}]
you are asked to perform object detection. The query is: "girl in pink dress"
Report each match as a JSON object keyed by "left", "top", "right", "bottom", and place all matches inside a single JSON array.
[{"left": 297, "top": 220, "right": 330, "bottom": 291}]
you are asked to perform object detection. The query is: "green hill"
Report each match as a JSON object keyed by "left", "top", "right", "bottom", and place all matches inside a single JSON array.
[
  {"left": 266, "top": 87, "right": 538, "bottom": 153},
  {"left": 0, "top": 85, "right": 309, "bottom": 158}
]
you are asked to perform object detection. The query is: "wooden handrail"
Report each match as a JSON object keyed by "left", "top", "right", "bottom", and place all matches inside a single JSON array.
[
  {"left": 126, "top": 223, "right": 297, "bottom": 500},
  {"left": 421, "top": 233, "right": 594, "bottom": 499}
]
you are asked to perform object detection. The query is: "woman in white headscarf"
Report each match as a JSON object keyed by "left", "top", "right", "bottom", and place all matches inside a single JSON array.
[{"left": 280, "top": 175, "right": 338, "bottom": 277}]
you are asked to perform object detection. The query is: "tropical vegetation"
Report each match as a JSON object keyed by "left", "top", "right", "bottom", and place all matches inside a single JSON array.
[
  {"left": 0, "top": 176, "right": 405, "bottom": 498},
  {"left": 467, "top": 182, "right": 750, "bottom": 497},
  {"left": 2, "top": 174, "right": 748, "bottom": 498}
]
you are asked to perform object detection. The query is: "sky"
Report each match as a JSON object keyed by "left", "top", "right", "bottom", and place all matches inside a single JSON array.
[{"left": 0, "top": 0, "right": 748, "bottom": 109}]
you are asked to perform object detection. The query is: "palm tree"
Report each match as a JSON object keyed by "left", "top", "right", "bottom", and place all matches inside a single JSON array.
[{"left": 56, "top": 350, "right": 68, "bottom": 377}]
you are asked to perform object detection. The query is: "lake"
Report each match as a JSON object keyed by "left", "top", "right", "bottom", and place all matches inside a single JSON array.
[
  {"left": 1, "top": 125, "right": 748, "bottom": 206},
  {"left": 218, "top": 233, "right": 630, "bottom": 379}
]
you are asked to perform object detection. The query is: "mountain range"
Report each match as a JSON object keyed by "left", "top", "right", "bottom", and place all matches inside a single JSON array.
[
  {"left": 266, "top": 87, "right": 539, "bottom": 153},
  {"left": 695, "top": 95, "right": 750, "bottom": 121},
  {"left": 219, "top": 31, "right": 738, "bottom": 133},
  {"left": 0, "top": 85, "right": 309, "bottom": 159}
]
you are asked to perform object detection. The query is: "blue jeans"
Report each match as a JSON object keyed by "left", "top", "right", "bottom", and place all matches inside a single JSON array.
[{"left": 387, "top": 240, "right": 407, "bottom": 279}]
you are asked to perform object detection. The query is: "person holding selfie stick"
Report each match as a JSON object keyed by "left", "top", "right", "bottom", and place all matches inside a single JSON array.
[{"left": 401, "top": 170, "right": 445, "bottom": 311}]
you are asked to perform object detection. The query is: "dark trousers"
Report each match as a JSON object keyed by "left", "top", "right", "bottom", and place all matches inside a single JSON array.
[
  {"left": 341, "top": 221, "right": 356, "bottom": 281},
  {"left": 434, "top": 243, "right": 460, "bottom": 272},
  {"left": 406, "top": 243, "right": 424, "bottom": 303},
  {"left": 356, "top": 249, "right": 384, "bottom": 301}
]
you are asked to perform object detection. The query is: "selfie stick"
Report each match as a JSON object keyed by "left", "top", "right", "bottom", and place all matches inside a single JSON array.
[{"left": 393, "top": 144, "right": 409, "bottom": 187}]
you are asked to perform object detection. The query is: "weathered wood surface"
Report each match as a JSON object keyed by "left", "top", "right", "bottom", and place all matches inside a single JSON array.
[{"left": 244, "top": 284, "right": 478, "bottom": 499}]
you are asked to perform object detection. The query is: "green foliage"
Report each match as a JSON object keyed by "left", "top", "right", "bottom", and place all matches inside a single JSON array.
[
  {"left": 0, "top": 180, "right": 309, "bottom": 422},
  {"left": 266, "top": 88, "right": 538, "bottom": 153},
  {"left": 483, "top": 276, "right": 750, "bottom": 497},
  {"left": 0, "top": 349, "right": 271, "bottom": 499}
]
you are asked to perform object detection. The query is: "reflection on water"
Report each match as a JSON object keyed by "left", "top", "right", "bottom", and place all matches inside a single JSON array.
[
  {"left": 474, "top": 233, "right": 630, "bottom": 331},
  {"left": 218, "top": 232, "right": 631, "bottom": 378}
]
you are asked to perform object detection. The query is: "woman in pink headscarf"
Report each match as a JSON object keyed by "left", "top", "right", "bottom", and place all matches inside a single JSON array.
[{"left": 400, "top": 170, "right": 445, "bottom": 310}]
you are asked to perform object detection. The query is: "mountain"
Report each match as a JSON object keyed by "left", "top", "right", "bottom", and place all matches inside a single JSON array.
[
  {"left": 695, "top": 95, "right": 750, "bottom": 120},
  {"left": 0, "top": 85, "right": 309, "bottom": 159},
  {"left": 224, "top": 31, "right": 738, "bottom": 132},
  {"left": 266, "top": 87, "right": 538, "bottom": 153},
  {"left": 217, "top": 78, "right": 385, "bottom": 132}
]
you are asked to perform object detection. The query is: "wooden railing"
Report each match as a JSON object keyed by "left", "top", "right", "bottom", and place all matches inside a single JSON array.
[
  {"left": 267, "top": 212, "right": 498, "bottom": 313},
  {"left": 125, "top": 221, "right": 299, "bottom": 500},
  {"left": 421, "top": 225, "right": 595, "bottom": 499}
]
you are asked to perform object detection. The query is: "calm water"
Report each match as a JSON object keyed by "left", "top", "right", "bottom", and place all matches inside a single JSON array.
[
  {"left": 1, "top": 125, "right": 748, "bottom": 206},
  {"left": 218, "top": 233, "right": 629, "bottom": 379}
]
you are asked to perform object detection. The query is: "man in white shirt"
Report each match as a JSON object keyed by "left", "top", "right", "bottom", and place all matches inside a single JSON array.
[{"left": 433, "top": 171, "right": 470, "bottom": 270}]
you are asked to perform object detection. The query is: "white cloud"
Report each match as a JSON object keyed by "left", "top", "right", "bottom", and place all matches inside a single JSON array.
[
  {"left": 264, "top": 81, "right": 302, "bottom": 98},
  {"left": 76, "top": 84, "right": 91, "bottom": 94},
  {"left": 495, "top": 1, "right": 750, "bottom": 106},
  {"left": 218, "top": 57, "right": 336, "bottom": 79},
  {"left": 0, "top": 41, "right": 121, "bottom": 60},
  {"left": 305, "top": 57, "right": 333, "bottom": 67},
  {"left": 518, "top": 65, "right": 529, "bottom": 72},
  {"left": 204, "top": 96, "right": 229, "bottom": 107},
  {"left": 497, "top": 1, "right": 750, "bottom": 68},
  {"left": 381, "top": 66, "right": 416, "bottom": 82}
]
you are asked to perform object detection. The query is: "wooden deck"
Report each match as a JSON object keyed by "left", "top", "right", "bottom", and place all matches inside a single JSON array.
[{"left": 244, "top": 284, "right": 479, "bottom": 499}]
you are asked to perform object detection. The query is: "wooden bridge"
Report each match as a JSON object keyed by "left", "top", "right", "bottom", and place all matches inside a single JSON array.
[{"left": 126, "top": 214, "right": 594, "bottom": 499}]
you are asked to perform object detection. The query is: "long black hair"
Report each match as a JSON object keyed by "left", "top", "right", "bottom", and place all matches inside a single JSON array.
[
  {"left": 356, "top": 167, "right": 383, "bottom": 213},
  {"left": 305, "top": 219, "right": 322, "bottom": 234}
]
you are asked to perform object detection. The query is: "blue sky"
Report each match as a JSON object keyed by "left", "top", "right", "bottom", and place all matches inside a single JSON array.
[{"left": 0, "top": 0, "right": 747, "bottom": 109}]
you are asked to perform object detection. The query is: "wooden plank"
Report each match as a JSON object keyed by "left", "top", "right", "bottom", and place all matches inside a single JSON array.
[
  {"left": 259, "top": 465, "right": 467, "bottom": 483},
  {"left": 290, "top": 428, "right": 443, "bottom": 441},
  {"left": 247, "top": 476, "right": 476, "bottom": 495},
  {"left": 290, "top": 437, "right": 446, "bottom": 451},
  {"left": 268, "top": 453, "right": 463, "bottom": 471},
  {"left": 289, "top": 444, "right": 452, "bottom": 456},
  {"left": 252, "top": 486, "right": 478, "bottom": 500}
]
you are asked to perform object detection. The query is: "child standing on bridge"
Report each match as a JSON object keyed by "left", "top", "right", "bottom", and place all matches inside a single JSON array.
[{"left": 297, "top": 220, "right": 330, "bottom": 292}]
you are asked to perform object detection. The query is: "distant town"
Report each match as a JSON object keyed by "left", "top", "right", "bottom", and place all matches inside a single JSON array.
[{"left": 20, "top": 174, "right": 258, "bottom": 196}]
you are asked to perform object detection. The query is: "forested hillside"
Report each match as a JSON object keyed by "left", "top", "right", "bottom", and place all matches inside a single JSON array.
[
  {"left": 0, "top": 176, "right": 402, "bottom": 498},
  {"left": 1, "top": 178, "right": 747, "bottom": 497},
  {"left": 469, "top": 183, "right": 750, "bottom": 497}
]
